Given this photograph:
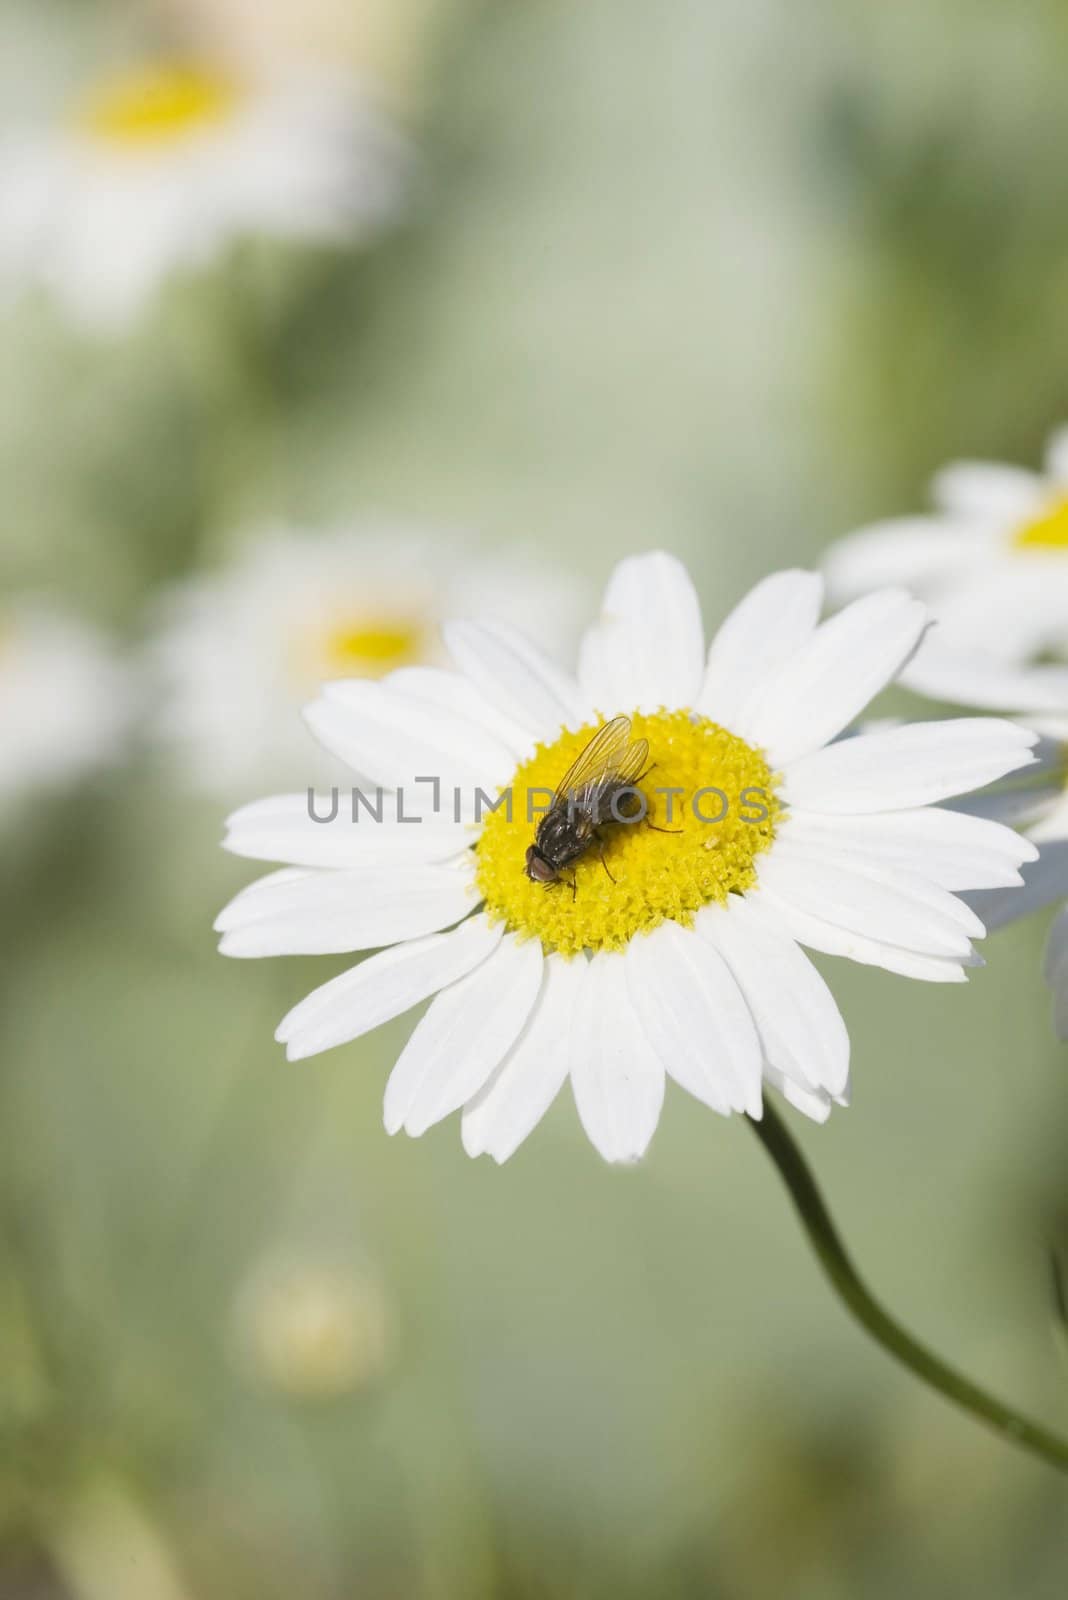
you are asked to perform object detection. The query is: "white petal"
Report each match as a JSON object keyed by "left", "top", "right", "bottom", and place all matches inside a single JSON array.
[
  {"left": 1024, "top": 789, "right": 1068, "bottom": 843},
  {"left": 578, "top": 551, "right": 705, "bottom": 714},
  {"left": 304, "top": 679, "right": 515, "bottom": 792},
  {"left": 216, "top": 861, "right": 478, "bottom": 957},
  {"left": 745, "top": 590, "right": 929, "bottom": 767},
  {"left": 696, "top": 570, "right": 823, "bottom": 732},
  {"left": 699, "top": 898, "right": 849, "bottom": 1098},
  {"left": 823, "top": 518, "right": 981, "bottom": 603},
  {"left": 461, "top": 953, "right": 583, "bottom": 1162},
  {"left": 778, "top": 807, "right": 1037, "bottom": 891},
  {"left": 931, "top": 461, "right": 1047, "bottom": 521},
  {"left": 757, "top": 847, "right": 982, "bottom": 957},
  {"left": 569, "top": 952, "right": 665, "bottom": 1163},
  {"left": 747, "top": 885, "right": 976, "bottom": 982},
  {"left": 762, "top": 1063, "right": 837, "bottom": 1123},
  {"left": 900, "top": 647, "right": 1068, "bottom": 715},
  {"left": 384, "top": 665, "right": 536, "bottom": 758},
  {"left": 1044, "top": 427, "right": 1068, "bottom": 487},
  {"left": 276, "top": 914, "right": 504, "bottom": 1061},
  {"left": 781, "top": 719, "right": 1039, "bottom": 813},
  {"left": 966, "top": 840, "right": 1068, "bottom": 931},
  {"left": 383, "top": 933, "right": 543, "bottom": 1137},
  {"left": 624, "top": 920, "right": 762, "bottom": 1116},
  {"left": 223, "top": 791, "right": 473, "bottom": 868},
  {"left": 925, "top": 566, "right": 1068, "bottom": 666},
  {"left": 443, "top": 620, "right": 584, "bottom": 744}
]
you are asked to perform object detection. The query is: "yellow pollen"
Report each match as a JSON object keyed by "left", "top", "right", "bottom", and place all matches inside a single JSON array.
[
  {"left": 476, "top": 709, "right": 780, "bottom": 957},
  {"left": 76, "top": 65, "right": 241, "bottom": 148},
  {"left": 1013, "top": 494, "right": 1068, "bottom": 551}
]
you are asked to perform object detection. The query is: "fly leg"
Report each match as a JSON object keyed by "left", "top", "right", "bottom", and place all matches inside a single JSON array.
[
  {"left": 630, "top": 763, "right": 682, "bottom": 832},
  {"left": 592, "top": 830, "right": 616, "bottom": 884}
]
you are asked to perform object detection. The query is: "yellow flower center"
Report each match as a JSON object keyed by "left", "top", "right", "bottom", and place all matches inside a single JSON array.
[
  {"left": 476, "top": 709, "right": 779, "bottom": 957},
  {"left": 323, "top": 619, "right": 427, "bottom": 677},
  {"left": 77, "top": 64, "right": 241, "bottom": 148},
  {"left": 1013, "top": 494, "right": 1068, "bottom": 551},
  {"left": 291, "top": 614, "right": 428, "bottom": 685}
]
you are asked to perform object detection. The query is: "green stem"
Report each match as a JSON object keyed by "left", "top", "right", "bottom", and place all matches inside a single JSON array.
[{"left": 749, "top": 1101, "right": 1068, "bottom": 1474}]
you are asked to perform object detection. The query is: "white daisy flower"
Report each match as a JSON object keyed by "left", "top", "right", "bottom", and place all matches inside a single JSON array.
[
  {"left": 0, "top": 600, "right": 131, "bottom": 811},
  {"left": 154, "top": 524, "right": 591, "bottom": 794},
  {"left": 216, "top": 552, "right": 1039, "bottom": 1164},
  {"left": 0, "top": 59, "right": 406, "bottom": 332},
  {"left": 824, "top": 426, "right": 1068, "bottom": 713}
]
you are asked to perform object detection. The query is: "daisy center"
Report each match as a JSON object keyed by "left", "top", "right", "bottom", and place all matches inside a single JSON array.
[
  {"left": 324, "top": 619, "right": 427, "bottom": 676},
  {"left": 293, "top": 615, "right": 428, "bottom": 685},
  {"left": 1013, "top": 494, "right": 1068, "bottom": 551},
  {"left": 76, "top": 64, "right": 241, "bottom": 148},
  {"left": 476, "top": 709, "right": 779, "bottom": 957}
]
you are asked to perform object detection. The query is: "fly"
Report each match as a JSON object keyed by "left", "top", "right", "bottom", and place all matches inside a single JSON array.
[{"left": 524, "top": 715, "right": 653, "bottom": 891}]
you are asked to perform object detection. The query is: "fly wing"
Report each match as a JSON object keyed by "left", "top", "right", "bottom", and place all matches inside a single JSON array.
[
  {"left": 552, "top": 716, "right": 648, "bottom": 807},
  {"left": 611, "top": 737, "right": 650, "bottom": 788},
  {"left": 551, "top": 716, "right": 631, "bottom": 804}
]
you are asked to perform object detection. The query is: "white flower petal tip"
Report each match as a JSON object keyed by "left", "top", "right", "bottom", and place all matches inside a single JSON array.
[
  {"left": 744, "top": 588, "right": 930, "bottom": 767},
  {"left": 965, "top": 841, "right": 1068, "bottom": 933},
  {"left": 763, "top": 1065, "right": 838, "bottom": 1124},
  {"left": 747, "top": 883, "right": 979, "bottom": 983},
  {"left": 275, "top": 915, "right": 504, "bottom": 1063},
  {"left": 461, "top": 954, "right": 583, "bottom": 1162},
  {"left": 570, "top": 954, "right": 665, "bottom": 1164},
  {"left": 822, "top": 517, "right": 977, "bottom": 604},
  {"left": 781, "top": 719, "right": 1040, "bottom": 815},
  {"left": 579, "top": 551, "right": 705, "bottom": 715},
  {"left": 698, "top": 569, "right": 824, "bottom": 732},
  {"left": 698, "top": 898, "right": 851, "bottom": 1100},
  {"left": 900, "top": 651, "right": 1068, "bottom": 716},
  {"left": 222, "top": 791, "right": 473, "bottom": 869},
  {"left": 779, "top": 807, "right": 1039, "bottom": 894},
  {"left": 215, "top": 862, "right": 480, "bottom": 957},
  {"left": 383, "top": 934, "right": 543, "bottom": 1139},
  {"left": 624, "top": 921, "right": 763, "bottom": 1118}
]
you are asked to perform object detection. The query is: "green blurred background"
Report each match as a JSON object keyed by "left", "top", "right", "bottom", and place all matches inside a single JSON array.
[{"left": 2, "top": 0, "right": 1067, "bottom": 1595}]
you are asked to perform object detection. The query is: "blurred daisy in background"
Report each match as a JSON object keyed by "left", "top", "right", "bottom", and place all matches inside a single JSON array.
[
  {"left": 0, "top": 600, "right": 131, "bottom": 814},
  {"left": 230, "top": 1253, "right": 392, "bottom": 1401},
  {"left": 824, "top": 425, "right": 1068, "bottom": 713},
  {"left": 169, "top": 0, "right": 450, "bottom": 110},
  {"left": 155, "top": 524, "right": 592, "bottom": 794},
  {"left": 0, "top": 56, "right": 407, "bottom": 332},
  {"left": 936, "top": 695, "right": 1068, "bottom": 1040},
  {"left": 217, "top": 552, "right": 1037, "bottom": 1164}
]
